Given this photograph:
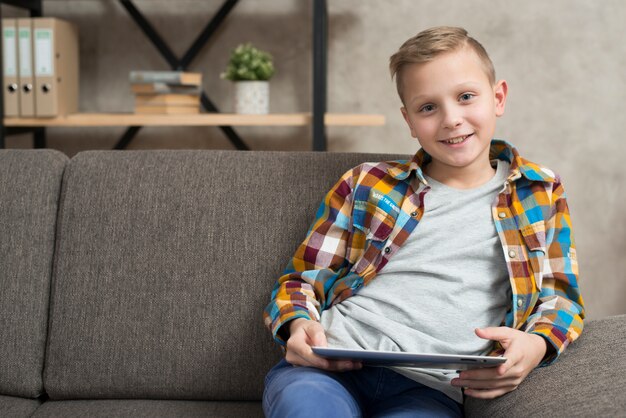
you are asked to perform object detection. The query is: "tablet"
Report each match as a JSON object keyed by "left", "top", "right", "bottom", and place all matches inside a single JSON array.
[{"left": 312, "top": 347, "right": 506, "bottom": 370}]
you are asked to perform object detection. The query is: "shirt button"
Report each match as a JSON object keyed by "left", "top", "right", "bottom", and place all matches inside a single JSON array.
[
  {"left": 384, "top": 247, "right": 391, "bottom": 254},
  {"left": 508, "top": 250, "right": 517, "bottom": 258},
  {"left": 498, "top": 212, "right": 507, "bottom": 218},
  {"left": 517, "top": 298, "right": 524, "bottom": 308}
]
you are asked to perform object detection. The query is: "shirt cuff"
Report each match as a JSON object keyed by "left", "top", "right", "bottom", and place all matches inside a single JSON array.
[{"left": 526, "top": 323, "right": 568, "bottom": 366}]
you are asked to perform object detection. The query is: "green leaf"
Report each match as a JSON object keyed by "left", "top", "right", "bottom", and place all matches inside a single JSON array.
[{"left": 223, "top": 42, "right": 275, "bottom": 81}]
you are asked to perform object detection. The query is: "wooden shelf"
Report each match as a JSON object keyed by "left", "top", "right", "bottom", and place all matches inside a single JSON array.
[{"left": 4, "top": 113, "right": 385, "bottom": 128}]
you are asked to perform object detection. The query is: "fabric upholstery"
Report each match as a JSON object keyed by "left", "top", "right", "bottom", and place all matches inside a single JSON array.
[
  {"left": 44, "top": 150, "right": 405, "bottom": 400},
  {"left": 0, "top": 394, "right": 42, "bottom": 418},
  {"left": 464, "top": 314, "right": 626, "bottom": 417},
  {"left": 31, "top": 399, "right": 263, "bottom": 417},
  {"left": 0, "top": 150, "right": 68, "bottom": 398}
]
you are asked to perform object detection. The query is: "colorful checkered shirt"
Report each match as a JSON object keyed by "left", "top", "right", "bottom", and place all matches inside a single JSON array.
[{"left": 264, "top": 140, "right": 585, "bottom": 362}]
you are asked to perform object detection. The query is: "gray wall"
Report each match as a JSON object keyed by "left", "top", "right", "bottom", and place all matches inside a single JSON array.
[{"left": 4, "top": 1, "right": 625, "bottom": 320}]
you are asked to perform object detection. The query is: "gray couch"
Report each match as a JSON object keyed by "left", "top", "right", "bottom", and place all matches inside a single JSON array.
[{"left": 1, "top": 149, "right": 624, "bottom": 418}]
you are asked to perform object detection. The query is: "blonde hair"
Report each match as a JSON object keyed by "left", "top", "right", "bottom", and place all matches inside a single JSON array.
[{"left": 389, "top": 26, "right": 495, "bottom": 102}]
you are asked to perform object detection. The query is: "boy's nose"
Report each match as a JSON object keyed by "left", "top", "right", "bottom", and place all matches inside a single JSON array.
[{"left": 443, "top": 112, "right": 463, "bottom": 129}]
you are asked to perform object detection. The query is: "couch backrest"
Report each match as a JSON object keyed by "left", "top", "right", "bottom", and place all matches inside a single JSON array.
[
  {"left": 0, "top": 150, "right": 68, "bottom": 398},
  {"left": 43, "top": 150, "right": 406, "bottom": 401}
]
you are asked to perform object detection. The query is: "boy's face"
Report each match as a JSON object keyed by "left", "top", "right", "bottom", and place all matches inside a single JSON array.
[{"left": 400, "top": 47, "right": 507, "bottom": 182}]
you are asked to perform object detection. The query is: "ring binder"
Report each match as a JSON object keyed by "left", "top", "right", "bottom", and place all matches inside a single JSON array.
[
  {"left": 33, "top": 18, "right": 78, "bottom": 117},
  {"left": 18, "top": 18, "right": 35, "bottom": 117},
  {"left": 2, "top": 19, "right": 19, "bottom": 117}
]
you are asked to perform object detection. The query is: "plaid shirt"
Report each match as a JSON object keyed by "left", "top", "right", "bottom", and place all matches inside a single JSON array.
[{"left": 264, "top": 140, "right": 584, "bottom": 363}]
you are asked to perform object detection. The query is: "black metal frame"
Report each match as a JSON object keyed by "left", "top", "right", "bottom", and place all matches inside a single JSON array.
[
  {"left": 312, "top": 0, "right": 327, "bottom": 151},
  {"left": 0, "top": 0, "right": 328, "bottom": 151},
  {"left": 115, "top": 0, "right": 249, "bottom": 150},
  {"left": 0, "top": 0, "right": 44, "bottom": 149}
]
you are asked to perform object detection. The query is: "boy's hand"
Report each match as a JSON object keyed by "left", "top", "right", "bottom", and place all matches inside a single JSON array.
[
  {"left": 284, "top": 318, "right": 362, "bottom": 372},
  {"left": 451, "top": 327, "right": 547, "bottom": 399}
]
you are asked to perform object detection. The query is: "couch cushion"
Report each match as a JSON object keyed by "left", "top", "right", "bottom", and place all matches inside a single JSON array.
[
  {"left": 0, "top": 150, "right": 68, "bottom": 398},
  {"left": 32, "top": 399, "right": 263, "bottom": 417},
  {"left": 464, "top": 314, "right": 626, "bottom": 417},
  {"left": 0, "top": 394, "right": 42, "bottom": 418},
  {"left": 44, "top": 150, "right": 407, "bottom": 400}
]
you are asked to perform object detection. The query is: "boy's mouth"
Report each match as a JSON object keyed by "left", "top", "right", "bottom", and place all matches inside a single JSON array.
[{"left": 440, "top": 134, "right": 473, "bottom": 145}]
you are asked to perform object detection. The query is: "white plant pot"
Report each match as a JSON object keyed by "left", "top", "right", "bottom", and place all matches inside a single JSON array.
[{"left": 234, "top": 81, "right": 269, "bottom": 114}]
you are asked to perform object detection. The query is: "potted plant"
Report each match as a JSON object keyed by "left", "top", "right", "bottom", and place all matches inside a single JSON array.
[{"left": 221, "top": 43, "right": 275, "bottom": 114}]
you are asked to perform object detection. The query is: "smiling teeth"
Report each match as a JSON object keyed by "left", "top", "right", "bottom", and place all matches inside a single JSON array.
[{"left": 444, "top": 135, "right": 468, "bottom": 144}]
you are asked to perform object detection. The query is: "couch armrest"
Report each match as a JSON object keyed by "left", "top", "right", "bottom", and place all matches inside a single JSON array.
[{"left": 464, "top": 314, "right": 626, "bottom": 417}]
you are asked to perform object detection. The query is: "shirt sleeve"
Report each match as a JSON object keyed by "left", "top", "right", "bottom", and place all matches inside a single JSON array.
[
  {"left": 524, "top": 177, "right": 585, "bottom": 365},
  {"left": 263, "top": 169, "right": 357, "bottom": 345}
]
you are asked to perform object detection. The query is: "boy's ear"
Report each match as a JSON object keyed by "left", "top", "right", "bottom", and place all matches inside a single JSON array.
[
  {"left": 494, "top": 80, "right": 508, "bottom": 117},
  {"left": 400, "top": 106, "right": 418, "bottom": 138}
]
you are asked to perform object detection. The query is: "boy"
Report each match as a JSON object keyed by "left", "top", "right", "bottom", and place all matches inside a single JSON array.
[{"left": 262, "top": 26, "right": 584, "bottom": 417}]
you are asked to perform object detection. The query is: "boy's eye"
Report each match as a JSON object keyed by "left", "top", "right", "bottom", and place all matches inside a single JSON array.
[
  {"left": 459, "top": 93, "right": 474, "bottom": 101},
  {"left": 419, "top": 104, "right": 435, "bottom": 113}
]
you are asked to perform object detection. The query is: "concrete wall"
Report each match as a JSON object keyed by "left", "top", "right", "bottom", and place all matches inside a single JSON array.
[{"left": 3, "top": 1, "right": 625, "bottom": 320}]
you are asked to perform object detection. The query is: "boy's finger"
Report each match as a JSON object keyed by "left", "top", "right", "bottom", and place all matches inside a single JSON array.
[
  {"left": 470, "top": 360, "right": 514, "bottom": 378},
  {"left": 287, "top": 344, "right": 329, "bottom": 369},
  {"left": 305, "top": 323, "right": 328, "bottom": 347},
  {"left": 326, "top": 360, "right": 363, "bottom": 372},
  {"left": 475, "top": 326, "right": 514, "bottom": 341},
  {"left": 464, "top": 386, "right": 515, "bottom": 399},
  {"left": 453, "top": 376, "right": 518, "bottom": 389},
  {"left": 311, "top": 331, "right": 327, "bottom": 347},
  {"left": 309, "top": 355, "right": 331, "bottom": 369},
  {"left": 458, "top": 362, "right": 506, "bottom": 381}
]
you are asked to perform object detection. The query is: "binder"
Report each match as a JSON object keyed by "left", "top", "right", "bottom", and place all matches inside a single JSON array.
[
  {"left": 33, "top": 18, "right": 79, "bottom": 117},
  {"left": 2, "top": 19, "right": 19, "bottom": 117},
  {"left": 17, "top": 18, "right": 35, "bottom": 117}
]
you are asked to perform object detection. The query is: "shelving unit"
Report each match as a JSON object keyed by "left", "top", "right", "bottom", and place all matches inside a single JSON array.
[
  {"left": 5, "top": 113, "right": 385, "bottom": 127},
  {"left": 0, "top": 0, "right": 385, "bottom": 151}
]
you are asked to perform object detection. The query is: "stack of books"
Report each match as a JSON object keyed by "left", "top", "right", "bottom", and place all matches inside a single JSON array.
[{"left": 129, "top": 71, "right": 202, "bottom": 114}]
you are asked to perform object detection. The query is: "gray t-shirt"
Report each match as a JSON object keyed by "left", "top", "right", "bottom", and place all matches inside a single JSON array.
[{"left": 320, "top": 160, "right": 511, "bottom": 403}]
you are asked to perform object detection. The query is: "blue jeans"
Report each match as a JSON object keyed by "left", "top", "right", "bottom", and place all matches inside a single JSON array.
[{"left": 263, "top": 359, "right": 463, "bottom": 418}]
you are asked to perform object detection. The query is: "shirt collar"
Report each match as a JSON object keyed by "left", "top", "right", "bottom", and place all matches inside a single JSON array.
[{"left": 387, "top": 139, "right": 557, "bottom": 184}]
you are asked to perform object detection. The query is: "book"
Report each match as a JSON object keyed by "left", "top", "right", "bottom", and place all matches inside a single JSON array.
[
  {"left": 130, "top": 82, "right": 202, "bottom": 95},
  {"left": 134, "top": 104, "right": 200, "bottom": 115},
  {"left": 129, "top": 71, "right": 202, "bottom": 86},
  {"left": 134, "top": 93, "right": 199, "bottom": 107}
]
